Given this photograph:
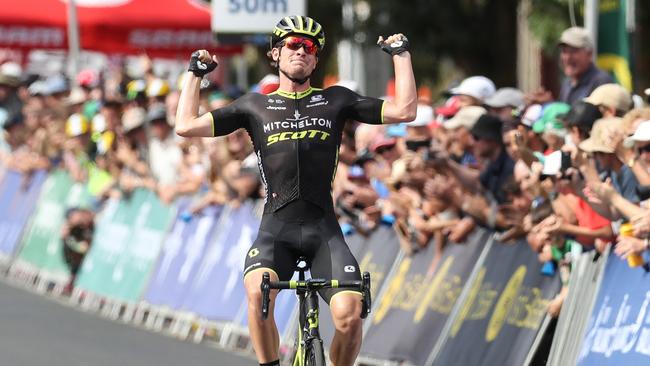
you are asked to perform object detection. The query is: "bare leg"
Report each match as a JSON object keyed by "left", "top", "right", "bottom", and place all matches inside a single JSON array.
[
  {"left": 244, "top": 269, "right": 280, "bottom": 363},
  {"left": 329, "top": 292, "right": 364, "bottom": 366}
]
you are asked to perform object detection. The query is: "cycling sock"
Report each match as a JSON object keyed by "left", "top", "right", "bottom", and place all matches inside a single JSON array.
[{"left": 259, "top": 360, "right": 280, "bottom": 366}]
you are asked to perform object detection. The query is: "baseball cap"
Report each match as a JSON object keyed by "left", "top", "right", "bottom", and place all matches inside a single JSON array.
[
  {"left": 435, "top": 96, "right": 461, "bottom": 118},
  {"left": 470, "top": 114, "right": 503, "bottom": 142},
  {"left": 121, "top": 107, "right": 146, "bottom": 133},
  {"left": 92, "top": 114, "right": 106, "bottom": 133},
  {"left": 520, "top": 104, "right": 543, "bottom": 128},
  {"left": 407, "top": 105, "right": 434, "bottom": 127},
  {"left": 126, "top": 79, "right": 147, "bottom": 100},
  {"left": 44, "top": 75, "right": 69, "bottom": 95},
  {"left": 629, "top": 120, "right": 650, "bottom": 142},
  {"left": 450, "top": 76, "right": 496, "bottom": 102},
  {"left": 583, "top": 83, "right": 632, "bottom": 112},
  {"left": 65, "top": 113, "right": 90, "bottom": 137},
  {"left": 578, "top": 117, "right": 624, "bottom": 153},
  {"left": 147, "top": 103, "right": 167, "bottom": 123},
  {"left": 559, "top": 27, "right": 594, "bottom": 49},
  {"left": 146, "top": 78, "right": 170, "bottom": 98},
  {"left": 533, "top": 102, "right": 571, "bottom": 134},
  {"left": 64, "top": 87, "right": 87, "bottom": 106},
  {"left": 443, "top": 106, "right": 486, "bottom": 130},
  {"left": 76, "top": 69, "right": 99, "bottom": 88},
  {"left": 485, "top": 87, "right": 525, "bottom": 109},
  {"left": 563, "top": 101, "right": 602, "bottom": 130},
  {"left": 0, "top": 62, "right": 21, "bottom": 87}
]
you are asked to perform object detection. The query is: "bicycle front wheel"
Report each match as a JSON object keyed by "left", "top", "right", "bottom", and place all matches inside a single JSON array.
[{"left": 305, "top": 339, "right": 326, "bottom": 366}]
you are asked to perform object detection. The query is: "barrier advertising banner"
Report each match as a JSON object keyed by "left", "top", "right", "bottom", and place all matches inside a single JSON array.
[
  {"left": 319, "top": 225, "right": 399, "bottom": 345},
  {"left": 16, "top": 170, "right": 87, "bottom": 279},
  {"left": 0, "top": 170, "right": 46, "bottom": 257},
  {"left": 578, "top": 253, "right": 650, "bottom": 365},
  {"left": 76, "top": 189, "right": 175, "bottom": 302},
  {"left": 433, "top": 238, "right": 561, "bottom": 366},
  {"left": 180, "top": 202, "right": 259, "bottom": 322},
  {"left": 145, "top": 202, "right": 223, "bottom": 309},
  {"left": 362, "top": 228, "right": 488, "bottom": 365}
]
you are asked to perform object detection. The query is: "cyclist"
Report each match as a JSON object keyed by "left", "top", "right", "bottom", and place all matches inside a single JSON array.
[{"left": 175, "top": 15, "right": 416, "bottom": 366}]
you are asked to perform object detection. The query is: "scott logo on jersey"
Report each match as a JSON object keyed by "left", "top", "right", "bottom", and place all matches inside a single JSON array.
[{"left": 263, "top": 110, "right": 333, "bottom": 146}]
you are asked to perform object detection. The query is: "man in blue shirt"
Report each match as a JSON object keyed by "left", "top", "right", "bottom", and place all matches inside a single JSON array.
[{"left": 558, "top": 27, "right": 613, "bottom": 105}]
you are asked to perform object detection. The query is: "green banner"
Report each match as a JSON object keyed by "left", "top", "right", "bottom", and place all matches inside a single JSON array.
[
  {"left": 16, "top": 170, "right": 92, "bottom": 279},
  {"left": 75, "top": 189, "right": 175, "bottom": 302},
  {"left": 597, "top": 0, "right": 632, "bottom": 90}
]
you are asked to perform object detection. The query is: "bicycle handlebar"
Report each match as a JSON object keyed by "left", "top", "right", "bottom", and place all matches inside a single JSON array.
[{"left": 260, "top": 271, "right": 372, "bottom": 320}]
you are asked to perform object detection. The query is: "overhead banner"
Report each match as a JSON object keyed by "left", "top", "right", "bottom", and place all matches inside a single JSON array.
[
  {"left": 578, "top": 253, "right": 650, "bottom": 365},
  {"left": 0, "top": 170, "right": 46, "bottom": 257},
  {"left": 144, "top": 202, "right": 224, "bottom": 309},
  {"left": 432, "top": 239, "right": 562, "bottom": 366},
  {"left": 212, "top": 0, "right": 306, "bottom": 34},
  {"left": 361, "top": 228, "right": 489, "bottom": 365}
]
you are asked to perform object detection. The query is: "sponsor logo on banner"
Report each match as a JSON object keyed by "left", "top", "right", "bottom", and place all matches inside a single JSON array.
[
  {"left": 0, "top": 27, "right": 64, "bottom": 47},
  {"left": 579, "top": 254, "right": 650, "bottom": 364}
]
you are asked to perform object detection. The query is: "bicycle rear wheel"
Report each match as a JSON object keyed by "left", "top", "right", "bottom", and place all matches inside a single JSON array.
[{"left": 305, "top": 339, "right": 326, "bottom": 366}]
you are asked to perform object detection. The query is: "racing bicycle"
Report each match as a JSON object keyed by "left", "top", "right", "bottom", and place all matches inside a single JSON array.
[{"left": 261, "top": 258, "right": 372, "bottom": 366}]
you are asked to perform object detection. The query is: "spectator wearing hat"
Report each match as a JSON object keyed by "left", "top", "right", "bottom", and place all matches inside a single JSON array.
[
  {"left": 443, "top": 106, "right": 486, "bottom": 166},
  {"left": 532, "top": 102, "right": 571, "bottom": 153},
  {"left": 558, "top": 27, "right": 613, "bottom": 105},
  {"left": 434, "top": 95, "right": 461, "bottom": 125},
  {"left": 580, "top": 117, "right": 642, "bottom": 206},
  {"left": 485, "top": 87, "right": 525, "bottom": 125},
  {"left": 563, "top": 101, "right": 603, "bottom": 145},
  {"left": 515, "top": 104, "right": 547, "bottom": 156},
  {"left": 114, "top": 107, "right": 154, "bottom": 193},
  {"left": 404, "top": 104, "right": 434, "bottom": 153},
  {"left": 0, "top": 62, "right": 23, "bottom": 125},
  {"left": 146, "top": 78, "right": 170, "bottom": 107},
  {"left": 471, "top": 115, "right": 516, "bottom": 205},
  {"left": 450, "top": 76, "right": 496, "bottom": 108},
  {"left": 583, "top": 83, "right": 632, "bottom": 118},
  {"left": 62, "top": 113, "right": 92, "bottom": 182},
  {"left": 147, "top": 103, "right": 182, "bottom": 186},
  {"left": 624, "top": 120, "right": 650, "bottom": 186}
]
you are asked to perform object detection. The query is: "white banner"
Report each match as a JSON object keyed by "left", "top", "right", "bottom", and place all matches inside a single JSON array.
[{"left": 212, "top": 0, "right": 306, "bottom": 34}]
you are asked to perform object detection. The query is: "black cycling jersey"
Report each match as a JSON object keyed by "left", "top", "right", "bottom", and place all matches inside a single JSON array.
[{"left": 209, "top": 86, "right": 385, "bottom": 214}]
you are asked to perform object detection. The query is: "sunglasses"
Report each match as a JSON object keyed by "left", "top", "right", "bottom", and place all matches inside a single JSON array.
[
  {"left": 639, "top": 144, "right": 650, "bottom": 153},
  {"left": 281, "top": 36, "right": 318, "bottom": 55}
]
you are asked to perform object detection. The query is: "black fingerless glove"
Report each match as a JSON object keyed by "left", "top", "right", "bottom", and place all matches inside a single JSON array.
[
  {"left": 378, "top": 35, "right": 410, "bottom": 56},
  {"left": 188, "top": 51, "right": 218, "bottom": 77}
]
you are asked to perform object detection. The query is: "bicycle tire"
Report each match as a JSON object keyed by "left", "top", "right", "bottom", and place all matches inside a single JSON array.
[{"left": 305, "top": 339, "right": 326, "bottom": 366}]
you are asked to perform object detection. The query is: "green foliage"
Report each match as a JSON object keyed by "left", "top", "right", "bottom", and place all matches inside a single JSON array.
[{"left": 528, "top": 0, "right": 577, "bottom": 54}]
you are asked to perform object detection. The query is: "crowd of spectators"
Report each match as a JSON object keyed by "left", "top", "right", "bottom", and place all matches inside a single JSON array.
[
  {"left": 331, "top": 27, "right": 650, "bottom": 317},
  {"left": 1, "top": 26, "right": 650, "bottom": 318}
]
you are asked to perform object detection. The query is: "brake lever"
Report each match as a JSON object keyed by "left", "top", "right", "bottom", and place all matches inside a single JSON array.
[
  {"left": 261, "top": 272, "right": 271, "bottom": 320},
  {"left": 361, "top": 272, "right": 371, "bottom": 319}
]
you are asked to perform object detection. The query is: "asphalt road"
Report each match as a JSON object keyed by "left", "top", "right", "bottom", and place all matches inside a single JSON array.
[{"left": 0, "top": 280, "right": 255, "bottom": 366}]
